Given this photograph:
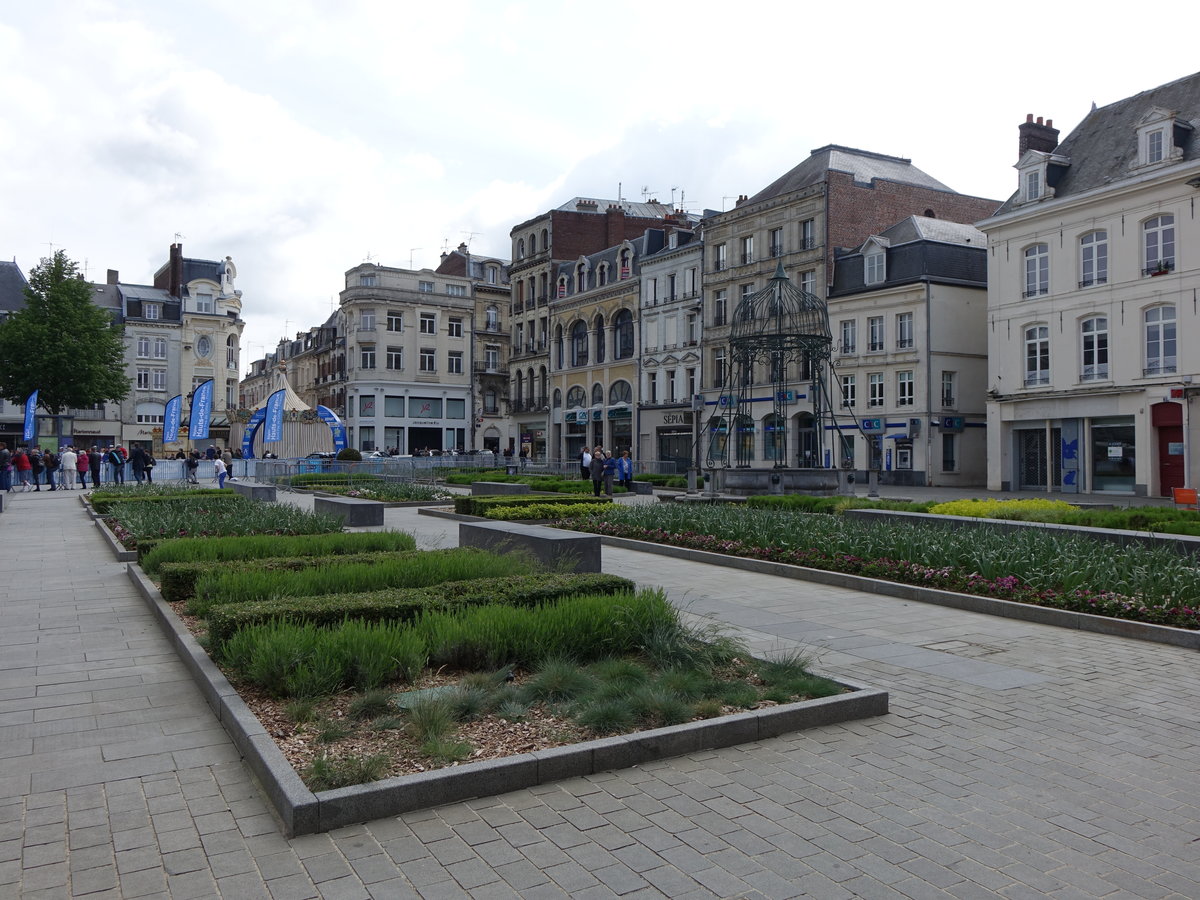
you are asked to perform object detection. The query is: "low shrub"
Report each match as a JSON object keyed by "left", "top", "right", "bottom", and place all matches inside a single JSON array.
[
  {"left": 91, "top": 490, "right": 232, "bottom": 517},
  {"left": 454, "top": 494, "right": 611, "bottom": 516},
  {"left": 142, "top": 530, "right": 416, "bottom": 577},
  {"left": 304, "top": 753, "right": 388, "bottom": 791},
  {"left": 107, "top": 494, "right": 342, "bottom": 547},
  {"left": 485, "top": 502, "right": 612, "bottom": 520},
  {"left": 206, "top": 573, "right": 635, "bottom": 652},
  {"left": 928, "top": 498, "right": 1081, "bottom": 519}
]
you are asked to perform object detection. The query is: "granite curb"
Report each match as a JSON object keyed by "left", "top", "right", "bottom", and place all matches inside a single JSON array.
[
  {"left": 598, "top": 535, "right": 1200, "bottom": 650},
  {"left": 123, "top": 561, "right": 888, "bottom": 837}
]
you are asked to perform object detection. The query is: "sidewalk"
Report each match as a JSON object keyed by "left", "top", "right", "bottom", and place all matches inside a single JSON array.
[{"left": 1, "top": 487, "right": 1198, "bottom": 898}]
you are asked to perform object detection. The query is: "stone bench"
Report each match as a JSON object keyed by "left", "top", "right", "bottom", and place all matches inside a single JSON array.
[
  {"left": 313, "top": 496, "right": 385, "bottom": 527},
  {"left": 471, "top": 481, "right": 531, "bottom": 496},
  {"left": 459, "top": 521, "right": 600, "bottom": 572},
  {"left": 231, "top": 481, "right": 277, "bottom": 503},
  {"left": 633, "top": 481, "right": 655, "bottom": 495}
]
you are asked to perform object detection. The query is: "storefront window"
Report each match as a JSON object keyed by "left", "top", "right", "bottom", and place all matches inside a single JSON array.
[{"left": 1090, "top": 416, "right": 1135, "bottom": 492}]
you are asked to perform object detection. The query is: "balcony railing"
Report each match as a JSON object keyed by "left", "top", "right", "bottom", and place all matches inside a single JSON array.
[
  {"left": 1078, "top": 276, "right": 1108, "bottom": 289},
  {"left": 867, "top": 342, "right": 884, "bottom": 352},
  {"left": 1143, "top": 360, "right": 1177, "bottom": 376},
  {"left": 1024, "top": 373, "right": 1050, "bottom": 387},
  {"left": 472, "top": 362, "right": 509, "bottom": 375},
  {"left": 1080, "top": 365, "right": 1109, "bottom": 381},
  {"left": 1022, "top": 287, "right": 1049, "bottom": 299},
  {"left": 941, "top": 394, "right": 956, "bottom": 408},
  {"left": 896, "top": 338, "right": 914, "bottom": 349},
  {"left": 1145, "top": 260, "right": 1175, "bottom": 277}
]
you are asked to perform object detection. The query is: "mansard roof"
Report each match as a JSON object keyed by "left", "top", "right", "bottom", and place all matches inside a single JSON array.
[
  {"left": 746, "top": 145, "right": 955, "bottom": 205},
  {"left": 0, "top": 260, "right": 28, "bottom": 315}
]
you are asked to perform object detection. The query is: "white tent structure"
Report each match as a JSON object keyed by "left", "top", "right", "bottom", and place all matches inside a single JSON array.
[{"left": 230, "top": 365, "right": 339, "bottom": 459}]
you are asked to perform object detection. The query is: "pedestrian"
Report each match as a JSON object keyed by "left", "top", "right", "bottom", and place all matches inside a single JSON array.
[
  {"left": 129, "top": 445, "right": 147, "bottom": 483},
  {"left": 185, "top": 450, "right": 200, "bottom": 484},
  {"left": 29, "top": 447, "right": 44, "bottom": 491},
  {"left": 602, "top": 451, "right": 617, "bottom": 496},
  {"left": 205, "top": 446, "right": 217, "bottom": 460},
  {"left": 589, "top": 446, "right": 605, "bottom": 497},
  {"left": 616, "top": 450, "right": 633, "bottom": 490},
  {"left": 143, "top": 450, "right": 155, "bottom": 483},
  {"left": 0, "top": 441, "right": 10, "bottom": 493},
  {"left": 14, "top": 448, "right": 32, "bottom": 491},
  {"left": 580, "top": 446, "right": 592, "bottom": 480},
  {"left": 107, "top": 446, "right": 125, "bottom": 484},
  {"left": 88, "top": 447, "right": 102, "bottom": 488},
  {"left": 59, "top": 446, "right": 78, "bottom": 490},
  {"left": 221, "top": 447, "right": 234, "bottom": 481},
  {"left": 76, "top": 446, "right": 90, "bottom": 488},
  {"left": 213, "top": 455, "right": 228, "bottom": 489},
  {"left": 519, "top": 446, "right": 528, "bottom": 469},
  {"left": 43, "top": 448, "right": 61, "bottom": 491}
]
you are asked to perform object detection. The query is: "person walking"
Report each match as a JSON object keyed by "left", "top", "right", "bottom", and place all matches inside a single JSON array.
[
  {"left": 107, "top": 446, "right": 125, "bottom": 484},
  {"left": 221, "top": 447, "right": 234, "bottom": 482},
  {"left": 29, "top": 447, "right": 44, "bottom": 491},
  {"left": 213, "top": 455, "right": 228, "bottom": 489},
  {"left": 14, "top": 448, "right": 32, "bottom": 491},
  {"left": 185, "top": 450, "right": 200, "bottom": 484},
  {"left": 143, "top": 451, "right": 155, "bottom": 483},
  {"left": 616, "top": 450, "right": 633, "bottom": 491},
  {"left": 0, "top": 442, "right": 10, "bottom": 494},
  {"left": 129, "top": 445, "right": 147, "bottom": 484},
  {"left": 59, "top": 446, "right": 78, "bottom": 490},
  {"left": 601, "top": 451, "right": 617, "bottom": 497},
  {"left": 88, "top": 447, "right": 102, "bottom": 488},
  {"left": 588, "top": 446, "right": 605, "bottom": 498},
  {"left": 43, "top": 448, "right": 60, "bottom": 491},
  {"left": 580, "top": 446, "right": 592, "bottom": 480},
  {"left": 76, "top": 446, "right": 90, "bottom": 489}
]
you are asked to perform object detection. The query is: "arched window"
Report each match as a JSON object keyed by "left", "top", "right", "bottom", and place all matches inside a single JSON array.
[
  {"left": 566, "top": 385, "right": 585, "bottom": 408},
  {"left": 554, "top": 324, "right": 564, "bottom": 369},
  {"left": 592, "top": 383, "right": 604, "bottom": 406},
  {"left": 1024, "top": 244, "right": 1049, "bottom": 297},
  {"left": 1144, "top": 305, "right": 1176, "bottom": 374},
  {"left": 1024, "top": 324, "right": 1050, "bottom": 386},
  {"left": 609, "top": 380, "right": 632, "bottom": 405},
  {"left": 539, "top": 366, "right": 548, "bottom": 400},
  {"left": 614, "top": 309, "right": 634, "bottom": 359},
  {"left": 1143, "top": 215, "right": 1175, "bottom": 274},
  {"left": 571, "top": 321, "right": 589, "bottom": 366},
  {"left": 556, "top": 276, "right": 567, "bottom": 299},
  {"left": 541, "top": 228, "right": 549, "bottom": 250},
  {"left": 575, "top": 262, "right": 587, "bottom": 293},
  {"left": 527, "top": 368, "right": 535, "bottom": 404},
  {"left": 514, "top": 371, "right": 524, "bottom": 403},
  {"left": 529, "top": 232, "right": 538, "bottom": 253},
  {"left": 619, "top": 249, "right": 631, "bottom": 279},
  {"left": 552, "top": 388, "right": 562, "bottom": 409},
  {"left": 1080, "top": 231, "right": 1108, "bottom": 287},
  {"left": 707, "top": 416, "right": 728, "bottom": 461},
  {"left": 763, "top": 413, "right": 784, "bottom": 461},
  {"left": 1080, "top": 316, "right": 1108, "bottom": 380},
  {"left": 517, "top": 238, "right": 525, "bottom": 259},
  {"left": 593, "top": 313, "right": 606, "bottom": 363},
  {"left": 226, "top": 335, "right": 237, "bottom": 370},
  {"left": 598, "top": 263, "right": 608, "bottom": 287},
  {"left": 735, "top": 414, "right": 755, "bottom": 462},
  {"left": 486, "top": 305, "right": 499, "bottom": 331}
]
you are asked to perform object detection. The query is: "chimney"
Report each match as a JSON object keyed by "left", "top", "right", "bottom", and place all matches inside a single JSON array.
[
  {"left": 106, "top": 269, "right": 119, "bottom": 285},
  {"left": 167, "top": 243, "right": 184, "bottom": 299},
  {"left": 606, "top": 204, "right": 627, "bottom": 245},
  {"left": 1019, "top": 114, "right": 1059, "bottom": 156}
]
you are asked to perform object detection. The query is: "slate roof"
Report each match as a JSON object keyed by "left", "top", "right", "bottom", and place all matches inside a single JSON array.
[
  {"left": 554, "top": 197, "right": 674, "bottom": 218},
  {"left": 994, "top": 70, "right": 1200, "bottom": 215},
  {"left": 554, "top": 229, "right": 666, "bottom": 298},
  {"left": 0, "top": 261, "right": 28, "bottom": 314},
  {"left": 746, "top": 145, "right": 954, "bottom": 205},
  {"left": 117, "top": 284, "right": 174, "bottom": 303},
  {"left": 182, "top": 258, "right": 223, "bottom": 285},
  {"left": 878, "top": 216, "right": 985, "bottom": 247}
]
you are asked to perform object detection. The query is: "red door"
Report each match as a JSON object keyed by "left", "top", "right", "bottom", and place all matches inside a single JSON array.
[{"left": 1152, "top": 402, "right": 1184, "bottom": 495}]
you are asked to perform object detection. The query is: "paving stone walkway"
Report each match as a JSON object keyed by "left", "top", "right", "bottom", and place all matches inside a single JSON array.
[{"left": 2, "top": 487, "right": 1199, "bottom": 898}]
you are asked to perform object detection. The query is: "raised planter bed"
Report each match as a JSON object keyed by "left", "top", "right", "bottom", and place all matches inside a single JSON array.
[
  {"left": 313, "top": 495, "right": 384, "bottom": 527},
  {"left": 459, "top": 520, "right": 601, "bottom": 572}
]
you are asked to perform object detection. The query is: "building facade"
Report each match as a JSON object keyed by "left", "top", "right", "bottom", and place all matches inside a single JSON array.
[
  {"left": 980, "top": 73, "right": 1200, "bottom": 496},
  {"left": 828, "top": 217, "right": 989, "bottom": 486},
  {"left": 700, "top": 145, "right": 999, "bottom": 470}
]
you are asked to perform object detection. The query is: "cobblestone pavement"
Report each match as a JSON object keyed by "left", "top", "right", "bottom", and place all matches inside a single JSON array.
[{"left": 2, "top": 487, "right": 1198, "bottom": 898}]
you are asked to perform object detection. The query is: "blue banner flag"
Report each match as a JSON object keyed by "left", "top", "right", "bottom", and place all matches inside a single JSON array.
[
  {"left": 263, "top": 389, "right": 286, "bottom": 443},
  {"left": 189, "top": 379, "right": 213, "bottom": 441},
  {"left": 22, "top": 389, "right": 38, "bottom": 442},
  {"left": 316, "top": 405, "right": 348, "bottom": 453},
  {"left": 163, "top": 394, "right": 182, "bottom": 443}
]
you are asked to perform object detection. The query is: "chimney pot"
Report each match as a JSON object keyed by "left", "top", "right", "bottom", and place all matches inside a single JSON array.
[
  {"left": 1026, "top": 114, "right": 1034, "bottom": 123},
  {"left": 1046, "top": 119, "right": 1053, "bottom": 128}
]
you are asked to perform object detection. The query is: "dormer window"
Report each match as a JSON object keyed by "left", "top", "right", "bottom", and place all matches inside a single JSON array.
[
  {"left": 865, "top": 250, "right": 885, "bottom": 285},
  {"left": 1147, "top": 128, "right": 1164, "bottom": 163},
  {"left": 1025, "top": 169, "right": 1041, "bottom": 200},
  {"left": 1015, "top": 148, "right": 1067, "bottom": 204},
  {"left": 1136, "top": 107, "right": 1189, "bottom": 168}
]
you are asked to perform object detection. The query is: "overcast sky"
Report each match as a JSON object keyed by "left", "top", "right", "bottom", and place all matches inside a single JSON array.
[{"left": 3, "top": 1, "right": 1195, "bottom": 371}]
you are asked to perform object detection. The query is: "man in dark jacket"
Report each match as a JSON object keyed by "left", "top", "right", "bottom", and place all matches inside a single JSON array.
[
  {"left": 29, "top": 448, "right": 44, "bottom": 491},
  {"left": 88, "top": 447, "right": 102, "bottom": 487}
]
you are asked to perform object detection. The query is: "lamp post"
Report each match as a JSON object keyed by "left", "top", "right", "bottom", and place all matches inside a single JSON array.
[{"left": 688, "top": 393, "right": 703, "bottom": 494}]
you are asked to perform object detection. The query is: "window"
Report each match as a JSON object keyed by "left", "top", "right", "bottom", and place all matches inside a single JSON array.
[
  {"left": 485, "top": 266, "right": 498, "bottom": 285},
  {"left": 136, "top": 412, "right": 164, "bottom": 425},
  {"left": 420, "top": 312, "right": 436, "bottom": 334},
  {"left": 484, "top": 346, "right": 498, "bottom": 372},
  {"left": 1144, "top": 215, "right": 1175, "bottom": 275},
  {"left": 713, "top": 290, "right": 727, "bottom": 326},
  {"left": 484, "top": 390, "right": 498, "bottom": 414},
  {"left": 358, "top": 274, "right": 376, "bottom": 287},
  {"left": 446, "top": 398, "right": 466, "bottom": 419},
  {"left": 897, "top": 371, "right": 914, "bottom": 406},
  {"left": 591, "top": 383, "right": 604, "bottom": 406},
  {"left": 942, "top": 433, "right": 957, "bottom": 472},
  {"left": 360, "top": 309, "right": 376, "bottom": 330},
  {"left": 1080, "top": 231, "right": 1108, "bottom": 287},
  {"left": 359, "top": 426, "right": 375, "bottom": 452},
  {"left": 740, "top": 236, "right": 754, "bottom": 266},
  {"left": 840, "top": 319, "right": 856, "bottom": 354},
  {"left": 868, "top": 373, "right": 884, "bottom": 407},
  {"left": 647, "top": 372, "right": 658, "bottom": 404},
  {"left": 570, "top": 321, "right": 588, "bottom": 366},
  {"left": 1147, "top": 128, "right": 1164, "bottom": 164},
  {"left": 799, "top": 270, "right": 815, "bottom": 295},
  {"left": 387, "top": 310, "right": 403, "bottom": 332},
  {"left": 1025, "top": 169, "right": 1041, "bottom": 201},
  {"left": 447, "top": 317, "right": 462, "bottom": 338},
  {"left": 418, "top": 281, "right": 434, "bottom": 293},
  {"left": 137, "top": 367, "right": 150, "bottom": 389},
  {"left": 1024, "top": 325, "right": 1049, "bottom": 386},
  {"left": 648, "top": 278, "right": 657, "bottom": 305},
  {"left": 713, "top": 348, "right": 726, "bottom": 388},
  {"left": 941, "top": 371, "right": 956, "bottom": 407},
  {"left": 410, "top": 397, "right": 442, "bottom": 417},
  {"left": 864, "top": 250, "right": 885, "bottom": 285},
  {"left": 800, "top": 219, "right": 815, "bottom": 250},
  {"left": 839, "top": 434, "right": 854, "bottom": 469},
  {"left": 194, "top": 292, "right": 214, "bottom": 313},
  {"left": 594, "top": 316, "right": 605, "bottom": 362},
  {"left": 713, "top": 244, "right": 727, "bottom": 271},
  {"left": 151, "top": 369, "right": 166, "bottom": 391},
  {"left": 895, "top": 312, "right": 914, "bottom": 349},
  {"left": 485, "top": 306, "right": 499, "bottom": 331},
  {"left": 1080, "top": 317, "right": 1109, "bottom": 381},
  {"left": 196, "top": 335, "right": 212, "bottom": 359},
  {"left": 566, "top": 386, "right": 585, "bottom": 408},
  {"left": 667, "top": 370, "right": 678, "bottom": 403},
  {"left": 686, "top": 313, "right": 697, "bottom": 345},
  {"left": 1145, "top": 306, "right": 1176, "bottom": 375},
  {"left": 137, "top": 336, "right": 150, "bottom": 358},
  {"left": 144, "top": 303, "right": 160, "bottom": 320},
  {"left": 385, "top": 396, "right": 404, "bottom": 417},
  {"left": 447, "top": 351, "right": 463, "bottom": 374},
  {"left": 360, "top": 345, "right": 376, "bottom": 369},
  {"left": 769, "top": 228, "right": 783, "bottom": 257},
  {"left": 154, "top": 337, "right": 167, "bottom": 359},
  {"left": 359, "top": 395, "right": 376, "bottom": 417},
  {"left": 226, "top": 335, "right": 237, "bottom": 370},
  {"left": 386, "top": 346, "right": 403, "bottom": 370},
  {"left": 419, "top": 348, "right": 436, "bottom": 372},
  {"left": 1024, "top": 244, "right": 1049, "bottom": 297},
  {"left": 841, "top": 374, "right": 856, "bottom": 408},
  {"left": 446, "top": 284, "right": 466, "bottom": 297},
  {"left": 614, "top": 309, "right": 634, "bottom": 359},
  {"left": 867, "top": 316, "right": 884, "bottom": 352},
  {"left": 667, "top": 273, "right": 677, "bottom": 300}
]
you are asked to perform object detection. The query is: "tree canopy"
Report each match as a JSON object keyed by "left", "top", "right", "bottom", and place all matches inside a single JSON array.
[{"left": 0, "top": 250, "right": 130, "bottom": 414}]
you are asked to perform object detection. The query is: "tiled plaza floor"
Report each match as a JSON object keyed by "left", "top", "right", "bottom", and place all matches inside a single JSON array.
[{"left": 1, "top": 485, "right": 1198, "bottom": 898}]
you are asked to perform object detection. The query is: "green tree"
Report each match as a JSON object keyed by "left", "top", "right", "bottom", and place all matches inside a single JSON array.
[{"left": 0, "top": 250, "right": 130, "bottom": 414}]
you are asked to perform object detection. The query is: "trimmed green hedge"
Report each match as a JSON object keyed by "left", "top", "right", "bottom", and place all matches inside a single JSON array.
[
  {"left": 289, "top": 472, "right": 382, "bottom": 487},
  {"left": 454, "top": 494, "right": 612, "bottom": 516},
  {"left": 207, "top": 572, "right": 636, "bottom": 652},
  {"left": 141, "top": 531, "right": 417, "bottom": 576},
  {"left": 746, "top": 495, "right": 932, "bottom": 514},
  {"left": 90, "top": 490, "right": 232, "bottom": 516}
]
